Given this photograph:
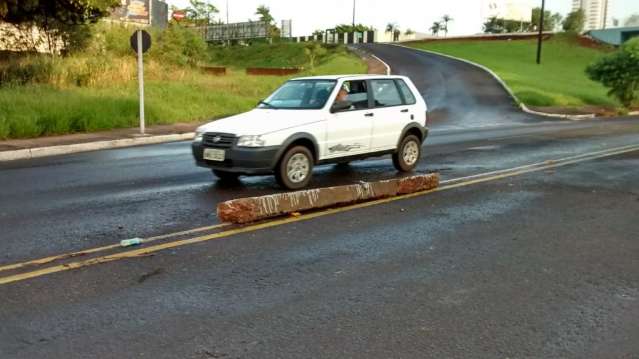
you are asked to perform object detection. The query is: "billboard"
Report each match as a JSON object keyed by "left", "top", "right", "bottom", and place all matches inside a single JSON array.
[
  {"left": 110, "top": 0, "right": 150, "bottom": 24},
  {"left": 205, "top": 21, "right": 269, "bottom": 41}
]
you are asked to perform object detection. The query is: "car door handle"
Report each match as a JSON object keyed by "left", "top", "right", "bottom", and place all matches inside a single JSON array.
[
  {"left": 364, "top": 113, "right": 374, "bottom": 117},
  {"left": 400, "top": 109, "right": 409, "bottom": 113}
]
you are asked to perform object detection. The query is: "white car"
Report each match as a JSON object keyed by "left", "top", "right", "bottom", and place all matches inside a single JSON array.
[{"left": 192, "top": 74, "right": 428, "bottom": 189}]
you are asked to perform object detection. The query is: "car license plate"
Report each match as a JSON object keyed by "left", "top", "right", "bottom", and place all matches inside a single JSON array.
[{"left": 203, "top": 148, "right": 225, "bottom": 161}]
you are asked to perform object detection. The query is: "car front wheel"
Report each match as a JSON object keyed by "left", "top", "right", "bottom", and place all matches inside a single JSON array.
[
  {"left": 275, "top": 146, "right": 314, "bottom": 190},
  {"left": 393, "top": 134, "right": 422, "bottom": 172}
]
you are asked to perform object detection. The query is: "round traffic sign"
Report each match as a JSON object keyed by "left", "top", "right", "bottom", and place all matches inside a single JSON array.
[{"left": 130, "top": 30, "right": 152, "bottom": 54}]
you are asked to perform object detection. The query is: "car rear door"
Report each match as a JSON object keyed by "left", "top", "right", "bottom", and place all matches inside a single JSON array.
[
  {"left": 323, "top": 80, "right": 373, "bottom": 159},
  {"left": 369, "top": 79, "right": 415, "bottom": 150}
]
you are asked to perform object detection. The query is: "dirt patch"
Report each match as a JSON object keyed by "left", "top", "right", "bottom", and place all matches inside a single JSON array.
[
  {"left": 527, "top": 105, "right": 618, "bottom": 117},
  {"left": 575, "top": 36, "right": 615, "bottom": 51},
  {"left": 246, "top": 67, "right": 301, "bottom": 76}
]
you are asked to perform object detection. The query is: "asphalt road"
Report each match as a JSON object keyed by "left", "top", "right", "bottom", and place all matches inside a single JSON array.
[{"left": 1, "top": 44, "right": 638, "bottom": 358}]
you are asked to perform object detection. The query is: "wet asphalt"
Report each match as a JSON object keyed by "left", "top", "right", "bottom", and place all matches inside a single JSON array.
[{"left": 1, "top": 44, "right": 638, "bottom": 358}]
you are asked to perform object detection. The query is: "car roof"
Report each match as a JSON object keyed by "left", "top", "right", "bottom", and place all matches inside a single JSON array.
[{"left": 291, "top": 74, "right": 406, "bottom": 81}]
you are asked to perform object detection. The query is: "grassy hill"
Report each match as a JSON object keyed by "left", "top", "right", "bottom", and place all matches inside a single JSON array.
[{"left": 406, "top": 34, "right": 619, "bottom": 110}]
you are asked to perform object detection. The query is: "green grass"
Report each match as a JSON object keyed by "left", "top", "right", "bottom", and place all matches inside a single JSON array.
[
  {"left": 0, "top": 50, "right": 366, "bottom": 139},
  {"left": 406, "top": 34, "right": 619, "bottom": 108},
  {"left": 209, "top": 41, "right": 310, "bottom": 68}
]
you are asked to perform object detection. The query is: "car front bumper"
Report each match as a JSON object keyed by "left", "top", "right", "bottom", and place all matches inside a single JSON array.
[{"left": 192, "top": 142, "right": 280, "bottom": 175}]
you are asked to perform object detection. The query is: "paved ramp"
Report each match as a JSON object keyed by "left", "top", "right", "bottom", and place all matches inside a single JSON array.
[{"left": 358, "top": 43, "right": 549, "bottom": 130}]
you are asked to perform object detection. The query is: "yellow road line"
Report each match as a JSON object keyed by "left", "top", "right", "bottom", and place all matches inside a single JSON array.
[
  {"left": 1, "top": 144, "right": 638, "bottom": 286},
  {"left": 0, "top": 223, "right": 230, "bottom": 273}
]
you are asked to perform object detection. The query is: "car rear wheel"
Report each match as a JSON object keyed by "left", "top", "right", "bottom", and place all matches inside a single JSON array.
[
  {"left": 275, "top": 146, "right": 314, "bottom": 190},
  {"left": 212, "top": 169, "right": 240, "bottom": 182},
  {"left": 393, "top": 134, "right": 421, "bottom": 172}
]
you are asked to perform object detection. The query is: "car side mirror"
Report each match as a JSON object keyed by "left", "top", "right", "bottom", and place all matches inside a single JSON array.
[{"left": 331, "top": 101, "right": 352, "bottom": 113}]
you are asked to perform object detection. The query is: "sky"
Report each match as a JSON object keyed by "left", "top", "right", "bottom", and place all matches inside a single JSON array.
[{"left": 165, "top": 0, "right": 639, "bottom": 36}]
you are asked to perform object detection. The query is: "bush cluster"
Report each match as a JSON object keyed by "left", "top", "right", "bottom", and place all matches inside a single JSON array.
[
  {"left": 0, "top": 23, "right": 208, "bottom": 87},
  {"left": 587, "top": 38, "right": 639, "bottom": 108}
]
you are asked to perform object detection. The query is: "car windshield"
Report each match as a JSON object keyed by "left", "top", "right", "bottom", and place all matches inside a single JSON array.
[{"left": 258, "top": 79, "right": 337, "bottom": 110}]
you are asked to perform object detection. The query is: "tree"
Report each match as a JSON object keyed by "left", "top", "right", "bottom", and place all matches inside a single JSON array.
[
  {"left": 483, "top": 17, "right": 504, "bottom": 34},
  {"left": 386, "top": 22, "right": 398, "bottom": 41},
  {"left": 529, "top": 7, "right": 559, "bottom": 31},
  {"left": 625, "top": 14, "right": 639, "bottom": 27},
  {"left": 304, "top": 43, "right": 327, "bottom": 70},
  {"left": 430, "top": 21, "right": 441, "bottom": 35},
  {"left": 186, "top": 0, "right": 218, "bottom": 25},
  {"left": 0, "top": 0, "right": 119, "bottom": 53},
  {"left": 405, "top": 28, "right": 415, "bottom": 35},
  {"left": 334, "top": 23, "right": 372, "bottom": 34},
  {"left": 255, "top": 5, "right": 278, "bottom": 38},
  {"left": 441, "top": 14, "right": 453, "bottom": 37},
  {"left": 550, "top": 13, "right": 563, "bottom": 31},
  {"left": 563, "top": 9, "right": 585, "bottom": 33},
  {"left": 586, "top": 38, "right": 639, "bottom": 108},
  {"left": 255, "top": 5, "right": 274, "bottom": 24},
  {"left": 312, "top": 29, "right": 325, "bottom": 37}
]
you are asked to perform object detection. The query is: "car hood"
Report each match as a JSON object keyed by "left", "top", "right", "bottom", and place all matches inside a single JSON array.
[{"left": 197, "top": 109, "right": 324, "bottom": 136}]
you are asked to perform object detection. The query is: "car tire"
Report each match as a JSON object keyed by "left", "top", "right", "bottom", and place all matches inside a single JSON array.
[
  {"left": 212, "top": 169, "right": 240, "bottom": 181},
  {"left": 393, "top": 134, "right": 422, "bottom": 172},
  {"left": 275, "top": 146, "right": 314, "bottom": 190}
]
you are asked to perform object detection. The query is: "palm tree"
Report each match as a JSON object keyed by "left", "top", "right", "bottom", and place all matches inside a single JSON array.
[
  {"left": 255, "top": 5, "right": 274, "bottom": 24},
  {"left": 386, "top": 22, "right": 399, "bottom": 41},
  {"left": 441, "top": 14, "right": 453, "bottom": 37},
  {"left": 430, "top": 21, "right": 441, "bottom": 36}
]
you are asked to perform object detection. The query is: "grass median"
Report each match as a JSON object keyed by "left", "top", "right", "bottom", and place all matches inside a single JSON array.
[
  {"left": 0, "top": 51, "right": 365, "bottom": 140},
  {"left": 406, "top": 34, "right": 620, "bottom": 110}
]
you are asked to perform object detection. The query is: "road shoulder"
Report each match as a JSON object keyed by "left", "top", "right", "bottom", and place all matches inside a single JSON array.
[{"left": 0, "top": 123, "right": 199, "bottom": 162}]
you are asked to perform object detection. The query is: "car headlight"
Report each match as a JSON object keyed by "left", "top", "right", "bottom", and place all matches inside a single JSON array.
[
  {"left": 193, "top": 130, "right": 205, "bottom": 142},
  {"left": 237, "top": 135, "right": 266, "bottom": 148}
]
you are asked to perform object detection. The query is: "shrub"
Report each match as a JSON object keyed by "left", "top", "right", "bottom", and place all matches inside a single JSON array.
[
  {"left": 149, "top": 24, "right": 207, "bottom": 67},
  {"left": 586, "top": 38, "right": 639, "bottom": 108}
]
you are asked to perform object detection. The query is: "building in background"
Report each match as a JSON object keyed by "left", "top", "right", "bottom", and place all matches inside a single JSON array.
[
  {"left": 572, "top": 0, "right": 612, "bottom": 31},
  {"left": 482, "top": 0, "right": 533, "bottom": 23},
  {"left": 281, "top": 20, "right": 292, "bottom": 38}
]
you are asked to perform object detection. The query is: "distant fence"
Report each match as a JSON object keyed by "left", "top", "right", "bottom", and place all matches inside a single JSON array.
[
  {"left": 200, "top": 66, "right": 227, "bottom": 75},
  {"left": 246, "top": 67, "right": 302, "bottom": 76}
]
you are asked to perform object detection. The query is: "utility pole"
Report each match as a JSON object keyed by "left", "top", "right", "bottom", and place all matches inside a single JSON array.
[
  {"left": 226, "top": 0, "right": 229, "bottom": 24},
  {"left": 536, "top": 0, "right": 545, "bottom": 65},
  {"left": 352, "top": 0, "right": 356, "bottom": 27}
]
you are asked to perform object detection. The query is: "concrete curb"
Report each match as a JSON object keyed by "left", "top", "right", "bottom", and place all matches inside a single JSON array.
[
  {"left": 389, "top": 44, "right": 597, "bottom": 121},
  {"left": 348, "top": 46, "right": 392, "bottom": 76},
  {"left": 217, "top": 173, "right": 440, "bottom": 224},
  {"left": 370, "top": 54, "right": 392, "bottom": 75},
  {"left": 0, "top": 133, "right": 195, "bottom": 162}
]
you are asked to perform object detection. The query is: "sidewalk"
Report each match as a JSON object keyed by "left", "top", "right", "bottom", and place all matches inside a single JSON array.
[{"left": 0, "top": 123, "right": 200, "bottom": 162}]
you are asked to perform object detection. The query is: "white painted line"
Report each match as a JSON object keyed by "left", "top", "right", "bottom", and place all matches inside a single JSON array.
[
  {"left": 0, "top": 133, "right": 195, "bottom": 162},
  {"left": 389, "top": 43, "right": 597, "bottom": 120}
]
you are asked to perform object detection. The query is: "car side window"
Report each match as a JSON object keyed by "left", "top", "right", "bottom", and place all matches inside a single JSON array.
[
  {"left": 333, "top": 80, "right": 369, "bottom": 111},
  {"left": 396, "top": 79, "right": 417, "bottom": 105},
  {"left": 371, "top": 79, "right": 403, "bottom": 107}
]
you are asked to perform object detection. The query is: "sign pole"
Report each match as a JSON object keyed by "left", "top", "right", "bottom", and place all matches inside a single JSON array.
[{"left": 137, "top": 30, "right": 146, "bottom": 135}]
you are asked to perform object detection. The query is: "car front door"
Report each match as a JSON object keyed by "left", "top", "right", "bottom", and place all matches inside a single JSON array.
[
  {"left": 324, "top": 80, "right": 374, "bottom": 159},
  {"left": 369, "top": 79, "right": 413, "bottom": 151}
]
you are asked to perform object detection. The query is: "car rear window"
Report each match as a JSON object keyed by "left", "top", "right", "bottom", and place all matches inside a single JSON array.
[
  {"left": 396, "top": 79, "right": 417, "bottom": 105},
  {"left": 371, "top": 79, "right": 403, "bottom": 107}
]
